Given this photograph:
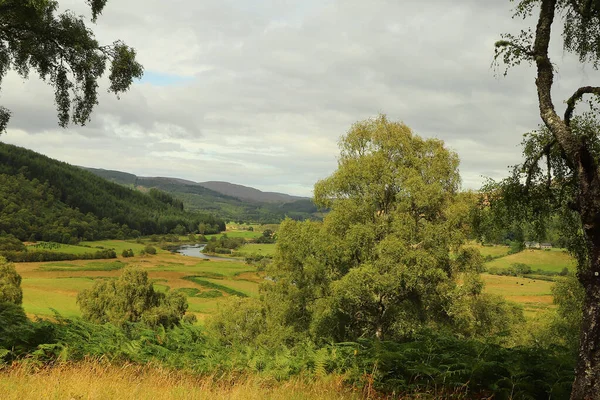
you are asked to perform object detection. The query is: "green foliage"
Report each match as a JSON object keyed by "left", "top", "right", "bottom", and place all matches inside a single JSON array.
[
  {"left": 203, "top": 234, "right": 245, "bottom": 253},
  {"left": 0, "top": 143, "right": 226, "bottom": 241},
  {"left": 121, "top": 249, "right": 134, "bottom": 258},
  {"left": 0, "top": 234, "right": 25, "bottom": 251},
  {"left": 254, "top": 115, "right": 519, "bottom": 344},
  {"left": 40, "top": 260, "right": 126, "bottom": 272},
  {"left": 182, "top": 276, "right": 248, "bottom": 297},
  {"left": 0, "top": 313, "right": 576, "bottom": 400},
  {"left": 0, "top": 0, "right": 143, "bottom": 132},
  {"left": 0, "top": 257, "right": 22, "bottom": 305},
  {"left": 175, "top": 288, "right": 223, "bottom": 298},
  {"left": 143, "top": 245, "right": 156, "bottom": 255},
  {"left": 1, "top": 248, "right": 116, "bottom": 262},
  {"left": 206, "top": 297, "right": 266, "bottom": 345},
  {"left": 77, "top": 268, "right": 188, "bottom": 328},
  {"left": 550, "top": 274, "right": 585, "bottom": 352}
]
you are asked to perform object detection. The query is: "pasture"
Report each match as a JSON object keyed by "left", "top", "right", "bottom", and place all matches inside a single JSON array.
[
  {"left": 234, "top": 243, "right": 277, "bottom": 256},
  {"left": 484, "top": 248, "right": 576, "bottom": 273},
  {"left": 482, "top": 274, "right": 556, "bottom": 316},
  {"left": 15, "top": 243, "right": 261, "bottom": 321},
  {"left": 15, "top": 238, "right": 576, "bottom": 322}
]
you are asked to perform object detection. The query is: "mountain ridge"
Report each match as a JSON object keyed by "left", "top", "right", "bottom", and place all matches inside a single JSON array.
[
  {"left": 83, "top": 167, "right": 309, "bottom": 204},
  {"left": 82, "top": 167, "right": 320, "bottom": 223}
]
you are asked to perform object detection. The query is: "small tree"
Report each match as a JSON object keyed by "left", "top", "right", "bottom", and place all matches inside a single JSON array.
[
  {"left": 144, "top": 245, "right": 157, "bottom": 255},
  {"left": 77, "top": 268, "right": 187, "bottom": 327},
  {"left": 0, "top": 257, "right": 22, "bottom": 305}
]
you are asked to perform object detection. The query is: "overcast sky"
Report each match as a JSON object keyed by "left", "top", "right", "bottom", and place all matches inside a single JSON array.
[{"left": 2, "top": 0, "right": 599, "bottom": 196}]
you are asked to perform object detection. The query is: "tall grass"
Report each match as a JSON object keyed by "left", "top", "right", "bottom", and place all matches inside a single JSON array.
[{"left": 0, "top": 360, "right": 363, "bottom": 400}]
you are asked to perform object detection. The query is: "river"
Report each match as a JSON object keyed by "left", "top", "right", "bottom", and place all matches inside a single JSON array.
[{"left": 173, "top": 244, "right": 239, "bottom": 262}]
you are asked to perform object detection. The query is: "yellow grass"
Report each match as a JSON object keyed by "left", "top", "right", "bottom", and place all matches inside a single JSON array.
[
  {"left": 0, "top": 361, "right": 365, "bottom": 400},
  {"left": 482, "top": 273, "right": 556, "bottom": 317}
]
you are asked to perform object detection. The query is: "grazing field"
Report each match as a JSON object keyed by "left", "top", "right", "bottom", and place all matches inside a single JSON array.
[
  {"left": 482, "top": 273, "right": 556, "bottom": 316},
  {"left": 234, "top": 243, "right": 277, "bottom": 256},
  {"left": 79, "top": 240, "right": 162, "bottom": 255},
  {"left": 205, "top": 231, "right": 263, "bottom": 240},
  {"left": 14, "top": 243, "right": 261, "bottom": 321},
  {"left": 0, "top": 362, "right": 359, "bottom": 400},
  {"left": 484, "top": 248, "right": 576, "bottom": 273},
  {"left": 39, "top": 260, "right": 128, "bottom": 271},
  {"left": 15, "top": 239, "right": 572, "bottom": 322},
  {"left": 26, "top": 242, "right": 103, "bottom": 255},
  {"left": 466, "top": 243, "right": 511, "bottom": 258},
  {"left": 21, "top": 277, "right": 96, "bottom": 317}
]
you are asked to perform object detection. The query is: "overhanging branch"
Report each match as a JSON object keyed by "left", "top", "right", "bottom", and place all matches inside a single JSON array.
[
  {"left": 525, "top": 139, "right": 556, "bottom": 188},
  {"left": 564, "top": 86, "right": 600, "bottom": 126}
]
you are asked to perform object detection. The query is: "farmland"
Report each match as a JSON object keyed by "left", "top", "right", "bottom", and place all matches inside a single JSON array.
[
  {"left": 16, "top": 245, "right": 260, "bottom": 322},
  {"left": 14, "top": 239, "right": 577, "bottom": 322}
]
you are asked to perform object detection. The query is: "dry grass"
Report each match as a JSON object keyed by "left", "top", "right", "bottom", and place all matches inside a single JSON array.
[{"left": 0, "top": 361, "right": 367, "bottom": 400}]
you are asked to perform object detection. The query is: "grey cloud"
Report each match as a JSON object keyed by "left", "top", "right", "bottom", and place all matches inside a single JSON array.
[{"left": 3, "top": 0, "right": 599, "bottom": 196}]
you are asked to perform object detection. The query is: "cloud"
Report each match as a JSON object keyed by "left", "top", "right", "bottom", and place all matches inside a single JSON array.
[{"left": 2, "top": 0, "right": 599, "bottom": 197}]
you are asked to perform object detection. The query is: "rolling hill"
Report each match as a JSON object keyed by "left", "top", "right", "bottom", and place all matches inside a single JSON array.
[
  {"left": 0, "top": 143, "right": 225, "bottom": 242},
  {"left": 83, "top": 168, "right": 321, "bottom": 223}
]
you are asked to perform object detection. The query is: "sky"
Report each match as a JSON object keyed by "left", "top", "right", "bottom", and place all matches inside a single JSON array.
[{"left": 2, "top": 0, "right": 599, "bottom": 197}]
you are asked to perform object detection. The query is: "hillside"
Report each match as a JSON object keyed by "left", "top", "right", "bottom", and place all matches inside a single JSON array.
[
  {"left": 197, "top": 181, "right": 305, "bottom": 203},
  {"left": 0, "top": 143, "right": 225, "bottom": 242},
  {"left": 84, "top": 168, "right": 321, "bottom": 223}
]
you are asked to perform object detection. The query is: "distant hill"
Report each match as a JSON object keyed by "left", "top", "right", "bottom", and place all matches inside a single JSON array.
[
  {"left": 83, "top": 168, "right": 320, "bottom": 224},
  {"left": 197, "top": 181, "right": 306, "bottom": 203},
  {"left": 0, "top": 143, "right": 225, "bottom": 243}
]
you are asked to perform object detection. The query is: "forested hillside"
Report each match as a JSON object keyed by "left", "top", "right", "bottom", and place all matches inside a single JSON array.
[
  {"left": 85, "top": 168, "right": 322, "bottom": 223},
  {"left": 0, "top": 143, "right": 225, "bottom": 242}
]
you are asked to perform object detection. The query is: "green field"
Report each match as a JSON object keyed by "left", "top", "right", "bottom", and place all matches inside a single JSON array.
[
  {"left": 40, "top": 260, "right": 127, "bottom": 271},
  {"left": 466, "top": 243, "right": 511, "bottom": 258},
  {"left": 26, "top": 242, "right": 107, "bottom": 255},
  {"left": 21, "top": 277, "right": 96, "bottom": 317},
  {"left": 205, "top": 231, "right": 263, "bottom": 240},
  {"left": 484, "top": 248, "right": 576, "bottom": 273},
  {"left": 148, "top": 261, "right": 255, "bottom": 277},
  {"left": 234, "top": 243, "right": 277, "bottom": 256},
  {"left": 79, "top": 240, "right": 161, "bottom": 255},
  {"left": 15, "top": 240, "right": 262, "bottom": 320},
  {"left": 16, "top": 239, "right": 572, "bottom": 321}
]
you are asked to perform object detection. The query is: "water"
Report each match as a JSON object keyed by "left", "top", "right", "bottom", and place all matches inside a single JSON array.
[{"left": 173, "top": 244, "right": 238, "bottom": 261}]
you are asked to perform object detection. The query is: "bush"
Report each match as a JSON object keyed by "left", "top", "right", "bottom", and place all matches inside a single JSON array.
[
  {"left": 121, "top": 249, "right": 134, "bottom": 258},
  {"left": 77, "top": 268, "right": 188, "bottom": 328},
  {"left": 512, "top": 263, "right": 532, "bottom": 275},
  {"left": 0, "top": 257, "right": 22, "bottom": 305},
  {"left": 144, "top": 245, "right": 157, "bottom": 255}
]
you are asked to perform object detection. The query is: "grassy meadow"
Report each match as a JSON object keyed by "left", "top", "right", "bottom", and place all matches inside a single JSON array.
[
  {"left": 0, "top": 361, "right": 361, "bottom": 400},
  {"left": 234, "top": 243, "right": 277, "bottom": 256},
  {"left": 14, "top": 239, "right": 578, "bottom": 322},
  {"left": 15, "top": 244, "right": 261, "bottom": 321},
  {"left": 467, "top": 243, "right": 577, "bottom": 316}
]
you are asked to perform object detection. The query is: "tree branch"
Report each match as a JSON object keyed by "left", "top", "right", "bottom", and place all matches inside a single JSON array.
[
  {"left": 525, "top": 139, "right": 556, "bottom": 188},
  {"left": 495, "top": 39, "right": 535, "bottom": 58},
  {"left": 564, "top": 86, "right": 600, "bottom": 126}
]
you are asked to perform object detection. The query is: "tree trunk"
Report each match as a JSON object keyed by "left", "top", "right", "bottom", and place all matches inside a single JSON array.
[
  {"left": 572, "top": 270, "right": 600, "bottom": 399},
  {"left": 531, "top": 2, "right": 600, "bottom": 398}
]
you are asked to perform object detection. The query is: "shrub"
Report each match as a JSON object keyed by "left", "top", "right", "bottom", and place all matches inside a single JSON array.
[
  {"left": 0, "top": 257, "right": 22, "bottom": 305},
  {"left": 121, "top": 249, "right": 134, "bottom": 258},
  {"left": 77, "top": 268, "right": 188, "bottom": 328},
  {"left": 144, "top": 245, "right": 157, "bottom": 255}
]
